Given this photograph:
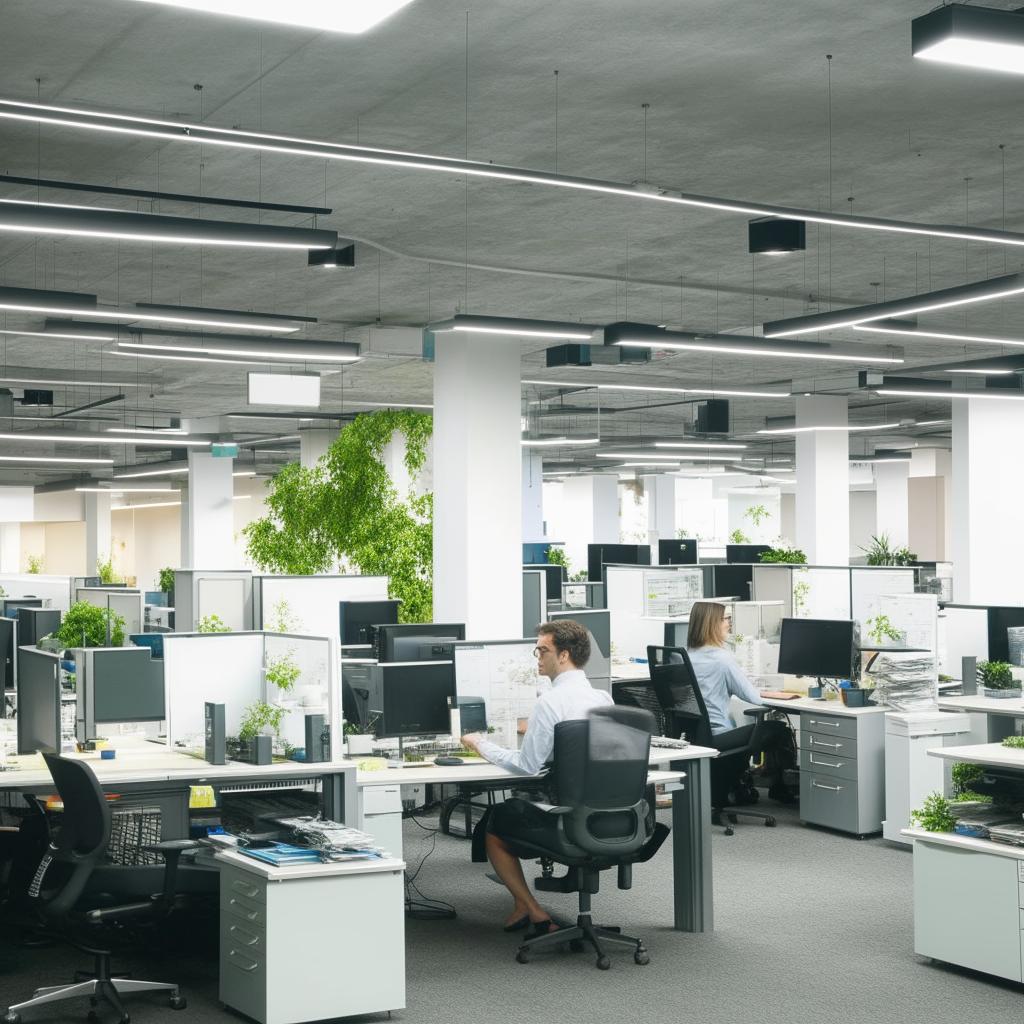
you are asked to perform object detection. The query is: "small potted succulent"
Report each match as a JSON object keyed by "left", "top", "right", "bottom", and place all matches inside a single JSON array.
[
  {"left": 344, "top": 717, "right": 377, "bottom": 756},
  {"left": 977, "top": 660, "right": 1022, "bottom": 699},
  {"left": 234, "top": 700, "right": 285, "bottom": 764}
]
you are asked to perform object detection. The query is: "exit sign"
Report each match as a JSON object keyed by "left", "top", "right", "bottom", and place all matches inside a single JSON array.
[{"left": 211, "top": 443, "right": 239, "bottom": 458}]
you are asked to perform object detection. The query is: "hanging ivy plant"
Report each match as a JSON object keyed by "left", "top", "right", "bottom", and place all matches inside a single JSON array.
[{"left": 243, "top": 411, "right": 434, "bottom": 623}]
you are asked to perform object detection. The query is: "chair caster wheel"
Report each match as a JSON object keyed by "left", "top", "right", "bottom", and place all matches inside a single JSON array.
[
  {"left": 515, "top": 949, "right": 529, "bottom": 964},
  {"left": 724, "top": 827, "right": 734, "bottom": 836},
  {"left": 5, "top": 1012, "right": 23, "bottom": 1024},
  {"left": 765, "top": 817, "right": 777, "bottom": 827},
  {"left": 634, "top": 953, "right": 650, "bottom": 966},
  {"left": 596, "top": 956, "right": 611, "bottom": 970},
  {"left": 169, "top": 995, "right": 187, "bottom": 1011}
]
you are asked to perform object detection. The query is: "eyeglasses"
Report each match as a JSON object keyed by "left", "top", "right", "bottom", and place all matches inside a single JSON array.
[{"left": 532, "top": 646, "right": 553, "bottom": 658}]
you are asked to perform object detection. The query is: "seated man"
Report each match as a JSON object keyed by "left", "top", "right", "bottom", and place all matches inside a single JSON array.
[{"left": 461, "top": 619, "right": 611, "bottom": 934}]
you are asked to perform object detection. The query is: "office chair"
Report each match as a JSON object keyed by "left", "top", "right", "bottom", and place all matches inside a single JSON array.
[
  {"left": 646, "top": 645, "right": 777, "bottom": 835},
  {"left": 510, "top": 705, "right": 669, "bottom": 970},
  {"left": 4, "top": 753, "right": 197, "bottom": 1024}
]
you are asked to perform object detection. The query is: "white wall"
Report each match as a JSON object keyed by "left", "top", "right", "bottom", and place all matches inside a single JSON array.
[
  {"left": 43, "top": 522, "right": 87, "bottom": 576},
  {"left": 726, "top": 489, "right": 780, "bottom": 543},
  {"left": 849, "top": 490, "right": 877, "bottom": 560}
]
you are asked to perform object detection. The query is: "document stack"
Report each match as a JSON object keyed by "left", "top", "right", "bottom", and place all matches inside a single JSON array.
[{"left": 276, "top": 816, "right": 385, "bottom": 862}]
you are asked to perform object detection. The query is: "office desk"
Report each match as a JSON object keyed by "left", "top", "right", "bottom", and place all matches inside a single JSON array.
[
  {"left": 938, "top": 694, "right": 1024, "bottom": 742},
  {"left": 761, "top": 696, "right": 887, "bottom": 836},
  {"left": 354, "top": 745, "right": 719, "bottom": 933}
]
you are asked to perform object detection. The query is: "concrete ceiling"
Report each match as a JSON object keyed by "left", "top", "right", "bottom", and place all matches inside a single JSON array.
[{"left": 0, "top": 0, "right": 1017, "bottom": 484}]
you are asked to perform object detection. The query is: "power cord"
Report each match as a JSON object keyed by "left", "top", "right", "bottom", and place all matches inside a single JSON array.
[{"left": 403, "top": 811, "right": 456, "bottom": 920}]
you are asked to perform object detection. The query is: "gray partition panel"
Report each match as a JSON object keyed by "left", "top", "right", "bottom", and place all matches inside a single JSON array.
[
  {"left": 91, "top": 649, "right": 165, "bottom": 723},
  {"left": 17, "top": 647, "right": 60, "bottom": 753}
]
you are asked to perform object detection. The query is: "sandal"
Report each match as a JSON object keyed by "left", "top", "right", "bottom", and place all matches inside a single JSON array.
[{"left": 503, "top": 916, "right": 530, "bottom": 933}]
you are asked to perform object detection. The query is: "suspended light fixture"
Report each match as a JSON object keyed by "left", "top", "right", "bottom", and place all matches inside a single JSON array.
[
  {"left": 523, "top": 378, "right": 791, "bottom": 399},
  {"left": 912, "top": 4, "right": 1024, "bottom": 76},
  {"left": 748, "top": 217, "right": 806, "bottom": 254},
  {"left": 117, "top": 336, "right": 360, "bottom": 363},
  {"left": 596, "top": 452, "right": 743, "bottom": 462},
  {"left": 856, "top": 320, "right": 1024, "bottom": 348},
  {"left": 757, "top": 422, "right": 903, "bottom": 435},
  {"left": 0, "top": 454, "right": 113, "bottom": 465},
  {"left": 430, "top": 314, "right": 596, "bottom": 341},
  {"left": 654, "top": 441, "right": 748, "bottom": 450},
  {"left": 520, "top": 437, "right": 600, "bottom": 447},
  {"left": 0, "top": 430, "right": 209, "bottom": 447}
]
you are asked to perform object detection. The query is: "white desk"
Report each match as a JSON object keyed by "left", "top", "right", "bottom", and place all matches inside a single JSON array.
[
  {"left": 938, "top": 694, "right": 1024, "bottom": 742},
  {"left": 760, "top": 695, "right": 888, "bottom": 717},
  {"left": 355, "top": 744, "right": 719, "bottom": 933}
]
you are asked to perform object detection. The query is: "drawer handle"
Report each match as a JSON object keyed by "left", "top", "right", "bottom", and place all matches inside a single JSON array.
[
  {"left": 811, "top": 781, "right": 843, "bottom": 792},
  {"left": 229, "top": 924, "right": 260, "bottom": 947},
  {"left": 811, "top": 739, "right": 842, "bottom": 749},
  {"left": 810, "top": 755, "right": 842, "bottom": 768},
  {"left": 228, "top": 898, "right": 259, "bottom": 922},
  {"left": 231, "top": 880, "right": 260, "bottom": 900},
  {"left": 227, "top": 950, "right": 259, "bottom": 972},
  {"left": 809, "top": 719, "right": 841, "bottom": 728}
]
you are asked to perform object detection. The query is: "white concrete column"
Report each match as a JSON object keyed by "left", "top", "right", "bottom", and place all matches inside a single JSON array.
[
  {"left": 794, "top": 395, "right": 849, "bottom": 564},
  {"left": 84, "top": 492, "right": 112, "bottom": 572},
  {"left": 433, "top": 333, "right": 521, "bottom": 639},
  {"left": 299, "top": 428, "right": 336, "bottom": 469},
  {"left": 522, "top": 452, "right": 545, "bottom": 543},
  {"left": 0, "top": 524, "right": 20, "bottom": 572},
  {"left": 642, "top": 474, "right": 676, "bottom": 546},
  {"left": 184, "top": 450, "right": 235, "bottom": 569},
  {"left": 558, "top": 474, "right": 619, "bottom": 572},
  {"left": 874, "top": 460, "right": 910, "bottom": 548},
  {"left": 952, "top": 398, "right": 1024, "bottom": 603}
]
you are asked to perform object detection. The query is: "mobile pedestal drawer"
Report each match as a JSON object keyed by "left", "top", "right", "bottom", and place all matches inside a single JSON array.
[
  {"left": 797, "top": 708, "right": 885, "bottom": 837},
  {"left": 217, "top": 851, "right": 406, "bottom": 1024}
]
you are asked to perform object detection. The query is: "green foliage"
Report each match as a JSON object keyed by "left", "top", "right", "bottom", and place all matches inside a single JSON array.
[
  {"left": 25, "top": 554, "right": 43, "bottom": 574},
  {"left": 744, "top": 504, "right": 770, "bottom": 527},
  {"left": 265, "top": 653, "right": 301, "bottom": 693},
  {"left": 54, "top": 601, "right": 125, "bottom": 648},
  {"left": 267, "top": 598, "right": 299, "bottom": 634},
  {"left": 862, "top": 533, "right": 917, "bottom": 567},
  {"left": 865, "top": 614, "right": 904, "bottom": 645},
  {"left": 1001, "top": 735, "right": 1024, "bottom": 749},
  {"left": 238, "top": 700, "right": 286, "bottom": 741},
  {"left": 569, "top": 570, "right": 589, "bottom": 582},
  {"left": 759, "top": 547, "right": 807, "bottom": 564},
  {"left": 546, "top": 546, "right": 570, "bottom": 570},
  {"left": 910, "top": 792, "right": 956, "bottom": 833},
  {"left": 951, "top": 761, "right": 985, "bottom": 797},
  {"left": 96, "top": 556, "right": 121, "bottom": 585},
  {"left": 955, "top": 790, "right": 993, "bottom": 804},
  {"left": 792, "top": 579, "right": 811, "bottom": 617},
  {"left": 729, "top": 528, "right": 750, "bottom": 544},
  {"left": 244, "top": 411, "right": 434, "bottom": 623},
  {"left": 978, "top": 660, "right": 1016, "bottom": 690},
  {"left": 343, "top": 713, "right": 379, "bottom": 736},
  {"left": 675, "top": 527, "right": 698, "bottom": 540},
  {"left": 198, "top": 614, "right": 231, "bottom": 634},
  {"left": 157, "top": 567, "right": 175, "bottom": 594}
]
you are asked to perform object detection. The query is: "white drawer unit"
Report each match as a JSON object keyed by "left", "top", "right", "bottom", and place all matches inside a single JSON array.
[{"left": 217, "top": 852, "right": 406, "bottom": 1024}]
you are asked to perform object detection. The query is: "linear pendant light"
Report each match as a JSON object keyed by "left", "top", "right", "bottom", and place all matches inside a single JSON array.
[
  {"left": 600, "top": 322, "right": 904, "bottom": 364},
  {"left": 874, "top": 384, "right": 1024, "bottom": 402},
  {"left": 112, "top": 465, "right": 190, "bottom": 479},
  {"left": 763, "top": 274, "right": 1024, "bottom": 338},
  {"left": 912, "top": 4, "right": 1024, "bottom": 76},
  {"left": 430, "top": 314, "right": 596, "bottom": 341},
  {"left": 654, "top": 441, "right": 747, "bottom": 450},
  {"left": 855, "top": 320, "right": 1024, "bottom": 348},
  {"left": 1, "top": 326, "right": 115, "bottom": 342},
  {"left": 521, "top": 437, "right": 600, "bottom": 447},
  {"left": 0, "top": 430, "right": 209, "bottom": 447},
  {"left": 0, "top": 454, "right": 113, "bottom": 465},
  {"left": 117, "top": 336, "right": 360, "bottom": 363},
  {"left": 596, "top": 452, "right": 743, "bottom": 462},
  {"left": 111, "top": 349, "right": 297, "bottom": 368},
  {"left": 0, "top": 199, "right": 337, "bottom": 250},
  {"left": 125, "top": 0, "right": 416, "bottom": 34},
  {"left": 75, "top": 485, "right": 174, "bottom": 493},
  {"left": 523, "top": 378, "right": 791, "bottom": 399},
  {"left": 757, "top": 422, "right": 903, "bottom": 435},
  {"left": 6, "top": 98, "right": 1024, "bottom": 251}
]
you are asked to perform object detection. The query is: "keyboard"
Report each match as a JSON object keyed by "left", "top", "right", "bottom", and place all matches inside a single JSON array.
[{"left": 650, "top": 736, "right": 690, "bottom": 749}]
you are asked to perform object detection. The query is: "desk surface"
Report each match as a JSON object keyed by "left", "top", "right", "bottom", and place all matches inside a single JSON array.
[
  {"left": 355, "top": 745, "right": 717, "bottom": 788},
  {"left": 760, "top": 696, "right": 887, "bottom": 717},
  {"left": 215, "top": 847, "right": 406, "bottom": 881},
  {"left": 927, "top": 742, "right": 1024, "bottom": 769},
  {"left": 938, "top": 694, "right": 1024, "bottom": 716}
]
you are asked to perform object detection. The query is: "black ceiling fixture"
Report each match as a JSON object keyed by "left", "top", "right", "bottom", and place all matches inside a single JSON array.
[
  {"left": 748, "top": 217, "right": 806, "bottom": 254},
  {"left": 308, "top": 244, "right": 356, "bottom": 269}
]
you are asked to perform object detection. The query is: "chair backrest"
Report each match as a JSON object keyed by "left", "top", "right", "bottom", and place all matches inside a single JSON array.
[
  {"left": 550, "top": 705, "right": 655, "bottom": 858},
  {"left": 610, "top": 680, "right": 667, "bottom": 735},
  {"left": 646, "top": 645, "right": 715, "bottom": 747}
]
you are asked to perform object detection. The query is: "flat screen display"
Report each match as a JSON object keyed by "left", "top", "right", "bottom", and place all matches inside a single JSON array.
[{"left": 777, "top": 617, "right": 855, "bottom": 679}]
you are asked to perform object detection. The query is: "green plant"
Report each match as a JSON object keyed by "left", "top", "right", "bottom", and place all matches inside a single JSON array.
[
  {"left": 569, "top": 570, "right": 588, "bottom": 582},
  {"left": 744, "top": 504, "right": 770, "bottom": 527},
  {"left": 197, "top": 614, "right": 232, "bottom": 634},
  {"left": 792, "top": 579, "right": 811, "bottom": 618},
  {"left": 862, "top": 533, "right": 917, "bottom": 567},
  {"left": 1001, "top": 735, "right": 1024, "bottom": 749},
  {"left": 54, "top": 601, "right": 126, "bottom": 648},
  {"left": 96, "top": 556, "right": 120, "bottom": 585},
  {"left": 267, "top": 598, "right": 299, "bottom": 634},
  {"left": 865, "top": 614, "right": 904, "bottom": 646},
  {"left": 265, "top": 653, "right": 301, "bottom": 693},
  {"left": 238, "top": 700, "right": 286, "bottom": 741},
  {"left": 244, "top": 410, "right": 433, "bottom": 622},
  {"left": 759, "top": 547, "right": 807, "bottom": 564},
  {"left": 25, "top": 554, "right": 43, "bottom": 574},
  {"left": 909, "top": 792, "right": 956, "bottom": 833},
  {"left": 729, "top": 528, "right": 750, "bottom": 544},
  {"left": 157, "top": 567, "right": 175, "bottom": 594},
  {"left": 343, "top": 713, "right": 379, "bottom": 736},
  {"left": 951, "top": 761, "right": 985, "bottom": 797},
  {"left": 978, "top": 660, "right": 1016, "bottom": 690}
]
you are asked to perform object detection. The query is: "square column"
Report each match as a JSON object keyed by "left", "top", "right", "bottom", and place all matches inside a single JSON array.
[
  {"left": 522, "top": 452, "right": 545, "bottom": 543},
  {"left": 643, "top": 475, "right": 676, "bottom": 546},
  {"left": 952, "top": 398, "right": 1024, "bottom": 603},
  {"left": 84, "top": 491, "right": 112, "bottom": 572},
  {"left": 433, "top": 333, "right": 522, "bottom": 639},
  {"left": 794, "top": 395, "right": 849, "bottom": 564},
  {"left": 183, "top": 450, "right": 235, "bottom": 569},
  {"left": 874, "top": 461, "right": 910, "bottom": 549},
  {"left": 558, "top": 475, "right": 619, "bottom": 573},
  {"left": 0, "top": 524, "right": 20, "bottom": 573}
]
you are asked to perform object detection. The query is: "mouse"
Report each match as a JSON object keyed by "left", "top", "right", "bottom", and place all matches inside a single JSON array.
[{"left": 433, "top": 756, "right": 465, "bottom": 766}]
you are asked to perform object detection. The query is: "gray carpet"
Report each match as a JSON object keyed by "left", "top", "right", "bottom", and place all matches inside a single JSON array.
[{"left": 2, "top": 803, "right": 1022, "bottom": 1023}]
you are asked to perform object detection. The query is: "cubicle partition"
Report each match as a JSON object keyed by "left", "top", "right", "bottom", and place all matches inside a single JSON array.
[
  {"left": 16, "top": 647, "right": 62, "bottom": 754},
  {"left": 173, "top": 569, "right": 253, "bottom": 633},
  {"left": 0, "top": 617, "right": 16, "bottom": 708},
  {"left": 71, "top": 646, "right": 165, "bottom": 743},
  {"left": 452, "top": 638, "right": 539, "bottom": 748},
  {"left": 75, "top": 587, "right": 143, "bottom": 639},
  {"left": 938, "top": 603, "right": 1024, "bottom": 678},
  {"left": 561, "top": 581, "right": 605, "bottom": 610},
  {"left": 0, "top": 574, "right": 74, "bottom": 613},
  {"left": 162, "top": 630, "right": 340, "bottom": 758},
  {"left": 522, "top": 569, "right": 545, "bottom": 637},
  {"left": 253, "top": 573, "right": 390, "bottom": 640},
  {"left": 549, "top": 608, "right": 611, "bottom": 691}
]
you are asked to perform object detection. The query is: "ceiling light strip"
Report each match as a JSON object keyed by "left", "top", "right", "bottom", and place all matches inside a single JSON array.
[
  {"left": 0, "top": 430, "right": 208, "bottom": 447},
  {"left": 855, "top": 321, "right": 1024, "bottom": 348},
  {"left": 117, "top": 337, "right": 359, "bottom": 363},
  {"left": 756, "top": 422, "right": 903, "bottom": 435},
  {"left": 522, "top": 378, "right": 791, "bottom": 399}
]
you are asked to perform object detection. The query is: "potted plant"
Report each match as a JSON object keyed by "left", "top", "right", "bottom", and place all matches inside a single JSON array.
[
  {"left": 157, "top": 567, "right": 175, "bottom": 607},
  {"left": 344, "top": 717, "right": 377, "bottom": 756},
  {"left": 977, "top": 660, "right": 1021, "bottom": 699},
  {"left": 54, "top": 601, "right": 126, "bottom": 648},
  {"left": 96, "top": 556, "right": 121, "bottom": 585},
  {"left": 25, "top": 554, "right": 43, "bottom": 574},
  {"left": 909, "top": 792, "right": 957, "bottom": 833},
  {"left": 236, "top": 700, "right": 285, "bottom": 764},
  {"left": 861, "top": 533, "right": 917, "bottom": 566},
  {"left": 758, "top": 546, "right": 807, "bottom": 564},
  {"left": 197, "top": 614, "right": 232, "bottom": 634}
]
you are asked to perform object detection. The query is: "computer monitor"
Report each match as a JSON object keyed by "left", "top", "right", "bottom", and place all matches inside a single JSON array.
[
  {"left": 375, "top": 622, "right": 465, "bottom": 663},
  {"left": 368, "top": 661, "right": 456, "bottom": 739},
  {"left": 711, "top": 564, "right": 753, "bottom": 599},
  {"left": 2, "top": 598, "right": 43, "bottom": 617},
  {"left": 339, "top": 599, "right": 401, "bottom": 646},
  {"left": 0, "top": 617, "right": 14, "bottom": 700},
  {"left": 725, "top": 544, "right": 771, "bottom": 564},
  {"left": 987, "top": 607, "right": 1024, "bottom": 663},
  {"left": 776, "top": 617, "right": 855, "bottom": 679},
  {"left": 587, "top": 543, "right": 651, "bottom": 584},
  {"left": 659, "top": 539, "right": 698, "bottom": 565}
]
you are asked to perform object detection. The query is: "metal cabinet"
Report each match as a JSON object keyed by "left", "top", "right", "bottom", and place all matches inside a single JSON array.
[{"left": 797, "top": 710, "right": 885, "bottom": 836}]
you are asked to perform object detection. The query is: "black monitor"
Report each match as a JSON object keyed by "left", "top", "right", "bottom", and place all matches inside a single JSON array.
[
  {"left": 525, "top": 564, "right": 566, "bottom": 603},
  {"left": 777, "top": 617, "right": 855, "bottom": 679},
  {"left": 987, "top": 607, "right": 1024, "bottom": 663},
  {"left": 339, "top": 599, "right": 401, "bottom": 646},
  {"left": 370, "top": 661, "right": 456, "bottom": 739},
  {"left": 725, "top": 544, "right": 771, "bottom": 564},
  {"left": 587, "top": 543, "right": 651, "bottom": 584},
  {"left": 711, "top": 564, "right": 753, "bottom": 599},
  {"left": 0, "top": 617, "right": 14, "bottom": 700},
  {"left": 659, "top": 538, "right": 698, "bottom": 565},
  {"left": 17, "top": 607, "right": 60, "bottom": 647},
  {"left": 375, "top": 622, "right": 465, "bottom": 663},
  {"left": 16, "top": 648, "right": 60, "bottom": 753}
]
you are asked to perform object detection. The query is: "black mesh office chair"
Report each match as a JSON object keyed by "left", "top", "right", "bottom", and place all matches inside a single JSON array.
[
  {"left": 4, "top": 753, "right": 198, "bottom": 1024},
  {"left": 509, "top": 705, "right": 669, "bottom": 970},
  {"left": 646, "top": 645, "right": 777, "bottom": 835}
]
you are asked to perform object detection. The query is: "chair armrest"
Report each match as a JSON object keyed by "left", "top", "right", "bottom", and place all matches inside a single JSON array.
[
  {"left": 743, "top": 707, "right": 770, "bottom": 721},
  {"left": 143, "top": 839, "right": 202, "bottom": 855},
  {"left": 142, "top": 840, "right": 201, "bottom": 908},
  {"left": 531, "top": 802, "right": 573, "bottom": 816}
]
